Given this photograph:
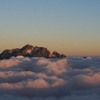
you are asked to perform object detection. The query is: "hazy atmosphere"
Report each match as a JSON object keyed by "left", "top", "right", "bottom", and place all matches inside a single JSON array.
[
  {"left": 0, "top": 0, "right": 100, "bottom": 100},
  {"left": 0, "top": 0, "right": 100, "bottom": 56}
]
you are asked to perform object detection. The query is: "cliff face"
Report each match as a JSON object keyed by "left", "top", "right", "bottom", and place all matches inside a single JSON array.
[{"left": 0, "top": 44, "right": 66, "bottom": 60}]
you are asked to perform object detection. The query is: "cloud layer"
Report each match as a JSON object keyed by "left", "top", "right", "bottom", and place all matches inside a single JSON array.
[{"left": 0, "top": 56, "right": 100, "bottom": 100}]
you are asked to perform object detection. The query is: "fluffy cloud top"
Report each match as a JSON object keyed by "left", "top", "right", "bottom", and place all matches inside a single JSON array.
[{"left": 0, "top": 56, "right": 100, "bottom": 100}]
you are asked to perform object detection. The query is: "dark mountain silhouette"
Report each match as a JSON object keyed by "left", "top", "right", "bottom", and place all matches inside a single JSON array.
[{"left": 0, "top": 44, "right": 66, "bottom": 60}]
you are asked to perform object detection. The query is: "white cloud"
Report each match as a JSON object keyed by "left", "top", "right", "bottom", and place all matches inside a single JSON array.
[{"left": 0, "top": 56, "right": 100, "bottom": 99}]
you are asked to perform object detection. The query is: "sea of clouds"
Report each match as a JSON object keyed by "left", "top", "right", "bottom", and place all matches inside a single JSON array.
[{"left": 0, "top": 56, "right": 100, "bottom": 100}]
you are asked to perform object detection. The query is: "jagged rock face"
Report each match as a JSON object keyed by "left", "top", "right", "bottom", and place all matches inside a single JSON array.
[
  {"left": 52, "top": 51, "right": 61, "bottom": 58},
  {"left": 0, "top": 49, "right": 12, "bottom": 59},
  {"left": 32, "top": 46, "right": 50, "bottom": 58},
  {"left": 50, "top": 51, "right": 66, "bottom": 58},
  {"left": 20, "top": 44, "right": 34, "bottom": 56},
  {"left": 0, "top": 48, "right": 21, "bottom": 59},
  {"left": 0, "top": 44, "right": 66, "bottom": 60}
]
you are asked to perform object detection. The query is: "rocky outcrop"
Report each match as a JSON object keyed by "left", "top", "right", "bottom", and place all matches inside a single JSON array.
[
  {"left": 31, "top": 46, "right": 50, "bottom": 58},
  {"left": 0, "top": 44, "right": 66, "bottom": 60},
  {"left": 49, "top": 51, "right": 66, "bottom": 58}
]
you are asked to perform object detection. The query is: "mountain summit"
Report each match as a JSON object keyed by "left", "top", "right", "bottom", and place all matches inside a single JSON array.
[{"left": 0, "top": 44, "right": 66, "bottom": 59}]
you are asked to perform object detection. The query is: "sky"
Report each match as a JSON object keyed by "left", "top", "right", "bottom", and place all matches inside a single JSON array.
[{"left": 0, "top": 0, "right": 100, "bottom": 56}]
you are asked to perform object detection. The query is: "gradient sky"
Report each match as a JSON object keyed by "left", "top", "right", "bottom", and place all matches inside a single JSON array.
[{"left": 0, "top": 0, "right": 100, "bottom": 56}]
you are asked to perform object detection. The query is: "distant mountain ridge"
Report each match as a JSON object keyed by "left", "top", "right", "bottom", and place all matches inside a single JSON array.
[{"left": 0, "top": 44, "right": 66, "bottom": 60}]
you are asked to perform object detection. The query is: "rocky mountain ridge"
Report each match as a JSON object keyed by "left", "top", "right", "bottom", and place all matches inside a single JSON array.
[{"left": 0, "top": 44, "right": 66, "bottom": 60}]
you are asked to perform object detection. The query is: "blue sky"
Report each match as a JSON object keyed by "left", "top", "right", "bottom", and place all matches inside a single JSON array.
[{"left": 0, "top": 0, "right": 100, "bottom": 56}]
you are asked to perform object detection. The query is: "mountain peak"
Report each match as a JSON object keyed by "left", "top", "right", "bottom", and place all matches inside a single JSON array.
[
  {"left": 0, "top": 44, "right": 66, "bottom": 60},
  {"left": 21, "top": 44, "right": 34, "bottom": 50}
]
